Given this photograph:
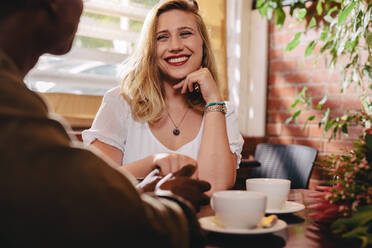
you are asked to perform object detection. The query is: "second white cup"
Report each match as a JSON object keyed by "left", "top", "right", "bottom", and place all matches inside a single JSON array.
[{"left": 246, "top": 178, "right": 291, "bottom": 210}]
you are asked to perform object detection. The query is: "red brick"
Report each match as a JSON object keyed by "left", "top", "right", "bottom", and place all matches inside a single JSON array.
[
  {"left": 283, "top": 72, "right": 311, "bottom": 84},
  {"left": 268, "top": 137, "right": 294, "bottom": 144},
  {"left": 295, "top": 138, "right": 323, "bottom": 151},
  {"left": 266, "top": 124, "right": 282, "bottom": 136},
  {"left": 340, "top": 126, "right": 363, "bottom": 140},
  {"left": 271, "top": 32, "right": 298, "bottom": 48},
  {"left": 267, "top": 99, "right": 282, "bottom": 111},
  {"left": 270, "top": 60, "right": 297, "bottom": 72},
  {"left": 324, "top": 140, "right": 354, "bottom": 153},
  {"left": 282, "top": 125, "right": 309, "bottom": 137},
  {"left": 270, "top": 85, "right": 296, "bottom": 97},
  {"left": 309, "top": 125, "right": 326, "bottom": 138},
  {"left": 295, "top": 111, "right": 323, "bottom": 125},
  {"left": 312, "top": 96, "right": 342, "bottom": 111},
  {"left": 285, "top": 44, "right": 308, "bottom": 58},
  {"left": 307, "top": 85, "right": 326, "bottom": 97},
  {"left": 269, "top": 48, "right": 283, "bottom": 60},
  {"left": 268, "top": 73, "right": 284, "bottom": 85},
  {"left": 269, "top": 21, "right": 276, "bottom": 33},
  {"left": 280, "top": 97, "right": 298, "bottom": 110},
  {"left": 343, "top": 97, "right": 362, "bottom": 110},
  {"left": 267, "top": 111, "right": 292, "bottom": 123},
  {"left": 328, "top": 83, "right": 342, "bottom": 96},
  {"left": 284, "top": 19, "right": 305, "bottom": 30},
  {"left": 301, "top": 29, "right": 321, "bottom": 42},
  {"left": 312, "top": 70, "right": 342, "bottom": 83},
  {"left": 300, "top": 57, "right": 327, "bottom": 70}
]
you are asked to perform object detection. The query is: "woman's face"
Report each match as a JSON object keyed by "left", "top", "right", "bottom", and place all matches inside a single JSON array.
[{"left": 155, "top": 9, "right": 204, "bottom": 82}]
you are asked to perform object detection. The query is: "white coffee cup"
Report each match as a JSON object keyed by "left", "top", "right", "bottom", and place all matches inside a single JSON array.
[
  {"left": 246, "top": 178, "right": 291, "bottom": 210},
  {"left": 211, "top": 190, "right": 267, "bottom": 229}
]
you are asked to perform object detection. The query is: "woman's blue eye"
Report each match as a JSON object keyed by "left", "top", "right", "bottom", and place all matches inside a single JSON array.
[
  {"left": 180, "top": 31, "right": 192, "bottom": 37},
  {"left": 157, "top": 35, "right": 168, "bottom": 41}
]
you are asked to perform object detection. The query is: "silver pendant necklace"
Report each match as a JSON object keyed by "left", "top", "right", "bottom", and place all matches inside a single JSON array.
[{"left": 167, "top": 107, "right": 189, "bottom": 136}]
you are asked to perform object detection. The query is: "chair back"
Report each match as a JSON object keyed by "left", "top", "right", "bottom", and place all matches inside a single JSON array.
[{"left": 250, "top": 144, "right": 318, "bottom": 189}]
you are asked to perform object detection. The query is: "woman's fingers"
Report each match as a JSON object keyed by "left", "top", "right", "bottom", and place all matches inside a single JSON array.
[
  {"left": 173, "top": 80, "right": 184, "bottom": 89},
  {"left": 154, "top": 153, "right": 197, "bottom": 175}
]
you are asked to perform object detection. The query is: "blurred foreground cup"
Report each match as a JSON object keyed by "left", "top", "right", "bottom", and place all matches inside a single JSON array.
[
  {"left": 211, "top": 190, "right": 267, "bottom": 229},
  {"left": 246, "top": 178, "right": 290, "bottom": 211}
]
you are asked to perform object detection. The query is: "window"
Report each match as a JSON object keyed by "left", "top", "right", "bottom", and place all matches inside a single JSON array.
[{"left": 26, "top": 0, "right": 160, "bottom": 96}]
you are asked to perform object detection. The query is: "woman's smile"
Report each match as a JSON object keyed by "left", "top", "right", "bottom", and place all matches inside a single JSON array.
[
  {"left": 166, "top": 55, "right": 190, "bottom": 66},
  {"left": 156, "top": 9, "right": 203, "bottom": 82}
]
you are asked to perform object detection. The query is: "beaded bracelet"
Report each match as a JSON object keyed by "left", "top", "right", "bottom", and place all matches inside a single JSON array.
[
  {"left": 205, "top": 104, "right": 227, "bottom": 115},
  {"left": 205, "top": 101, "right": 226, "bottom": 108}
]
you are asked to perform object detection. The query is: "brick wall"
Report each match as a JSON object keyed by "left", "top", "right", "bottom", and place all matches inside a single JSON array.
[{"left": 263, "top": 10, "right": 362, "bottom": 189}]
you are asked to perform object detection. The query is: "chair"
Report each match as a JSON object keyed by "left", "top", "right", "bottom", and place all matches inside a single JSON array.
[{"left": 237, "top": 144, "right": 318, "bottom": 189}]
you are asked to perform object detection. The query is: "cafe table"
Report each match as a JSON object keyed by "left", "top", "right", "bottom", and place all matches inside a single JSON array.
[{"left": 197, "top": 189, "right": 358, "bottom": 248}]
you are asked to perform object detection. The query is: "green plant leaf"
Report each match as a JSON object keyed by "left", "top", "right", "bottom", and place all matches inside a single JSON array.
[
  {"left": 293, "top": 110, "right": 302, "bottom": 119},
  {"left": 338, "top": 2, "right": 356, "bottom": 26},
  {"left": 327, "top": 6, "right": 339, "bottom": 17},
  {"left": 259, "top": 3, "right": 269, "bottom": 17},
  {"left": 308, "top": 17, "right": 317, "bottom": 29},
  {"left": 303, "top": 115, "right": 316, "bottom": 130},
  {"left": 305, "top": 41, "right": 316, "bottom": 56},
  {"left": 365, "top": 134, "right": 372, "bottom": 150},
  {"left": 298, "top": 86, "right": 308, "bottom": 97},
  {"left": 296, "top": 8, "right": 307, "bottom": 22},
  {"left": 275, "top": 7, "right": 286, "bottom": 26},
  {"left": 341, "top": 123, "right": 348, "bottom": 134},
  {"left": 290, "top": 99, "right": 300, "bottom": 109},
  {"left": 325, "top": 119, "right": 333, "bottom": 131},
  {"left": 320, "top": 108, "right": 330, "bottom": 127},
  {"left": 316, "top": 0, "right": 323, "bottom": 15},
  {"left": 320, "top": 26, "right": 329, "bottom": 41},
  {"left": 256, "top": 0, "right": 265, "bottom": 8},
  {"left": 286, "top": 32, "right": 302, "bottom": 51},
  {"left": 320, "top": 41, "right": 333, "bottom": 53},
  {"left": 317, "top": 95, "right": 328, "bottom": 110},
  {"left": 367, "top": 33, "right": 372, "bottom": 47}
]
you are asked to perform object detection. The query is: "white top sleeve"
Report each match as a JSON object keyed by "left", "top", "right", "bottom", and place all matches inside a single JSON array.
[
  {"left": 82, "top": 87, "right": 129, "bottom": 152},
  {"left": 225, "top": 102, "right": 244, "bottom": 167}
]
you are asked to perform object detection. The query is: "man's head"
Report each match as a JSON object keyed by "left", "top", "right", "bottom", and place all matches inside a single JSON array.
[{"left": 0, "top": 0, "right": 83, "bottom": 56}]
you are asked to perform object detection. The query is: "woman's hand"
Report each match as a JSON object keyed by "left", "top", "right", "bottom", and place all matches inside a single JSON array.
[
  {"left": 173, "top": 67, "right": 222, "bottom": 104},
  {"left": 155, "top": 165, "right": 211, "bottom": 211},
  {"left": 151, "top": 153, "right": 197, "bottom": 176}
]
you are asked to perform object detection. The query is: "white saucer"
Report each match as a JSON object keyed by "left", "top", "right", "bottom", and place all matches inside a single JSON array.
[
  {"left": 199, "top": 216, "right": 287, "bottom": 235},
  {"left": 266, "top": 201, "right": 305, "bottom": 214}
]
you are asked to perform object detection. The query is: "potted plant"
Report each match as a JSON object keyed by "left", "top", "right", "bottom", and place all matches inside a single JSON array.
[{"left": 256, "top": 0, "right": 372, "bottom": 246}]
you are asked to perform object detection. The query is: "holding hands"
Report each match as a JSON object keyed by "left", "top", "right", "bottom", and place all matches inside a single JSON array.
[
  {"left": 138, "top": 165, "right": 211, "bottom": 211},
  {"left": 173, "top": 67, "right": 222, "bottom": 103}
]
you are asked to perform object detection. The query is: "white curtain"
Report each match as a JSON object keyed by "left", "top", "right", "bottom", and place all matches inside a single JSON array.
[{"left": 226, "top": 0, "right": 268, "bottom": 137}]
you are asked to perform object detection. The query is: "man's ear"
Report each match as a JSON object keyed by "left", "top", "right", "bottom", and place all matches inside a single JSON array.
[{"left": 40, "top": 0, "right": 58, "bottom": 19}]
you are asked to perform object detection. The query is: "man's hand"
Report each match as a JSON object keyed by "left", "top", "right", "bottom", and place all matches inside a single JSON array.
[{"left": 155, "top": 165, "right": 211, "bottom": 212}]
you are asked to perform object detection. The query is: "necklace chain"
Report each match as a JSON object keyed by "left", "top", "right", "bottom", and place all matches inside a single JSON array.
[{"left": 167, "top": 106, "right": 189, "bottom": 136}]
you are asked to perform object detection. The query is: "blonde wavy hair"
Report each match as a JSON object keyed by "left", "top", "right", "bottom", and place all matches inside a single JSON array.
[{"left": 120, "top": 0, "right": 219, "bottom": 123}]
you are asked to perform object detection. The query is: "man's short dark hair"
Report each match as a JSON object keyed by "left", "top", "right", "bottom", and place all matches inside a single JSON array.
[{"left": 0, "top": 0, "right": 46, "bottom": 20}]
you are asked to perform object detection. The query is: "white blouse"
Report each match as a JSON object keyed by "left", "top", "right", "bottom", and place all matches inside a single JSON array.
[{"left": 82, "top": 87, "right": 244, "bottom": 167}]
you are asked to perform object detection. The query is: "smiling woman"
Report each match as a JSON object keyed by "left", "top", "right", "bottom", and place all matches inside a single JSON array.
[{"left": 82, "top": 0, "right": 244, "bottom": 193}]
